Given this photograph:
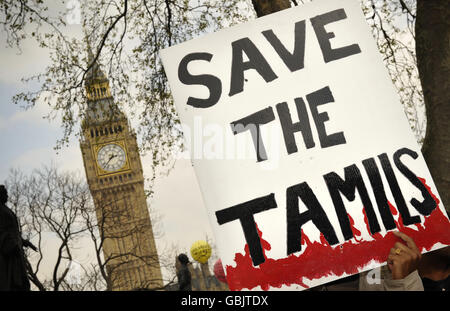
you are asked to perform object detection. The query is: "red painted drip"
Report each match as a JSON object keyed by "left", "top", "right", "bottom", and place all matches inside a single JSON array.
[
  {"left": 348, "top": 212, "right": 362, "bottom": 242},
  {"left": 225, "top": 178, "right": 450, "bottom": 291}
]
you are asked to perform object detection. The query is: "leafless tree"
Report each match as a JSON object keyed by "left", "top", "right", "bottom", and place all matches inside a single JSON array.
[
  {"left": 5, "top": 165, "right": 176, "bottom": 290},
  {"left": 5, "top": 166, "right": 89, "bottom": 290}
]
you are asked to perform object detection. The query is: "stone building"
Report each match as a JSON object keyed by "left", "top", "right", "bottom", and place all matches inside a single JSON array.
[{"left": 80, "top": 43, "right": 163, "bottom": 290}]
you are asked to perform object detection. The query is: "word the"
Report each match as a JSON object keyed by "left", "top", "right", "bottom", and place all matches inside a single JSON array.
[{"left": 231, "top": 85, "right": 345, "bottom": 162}]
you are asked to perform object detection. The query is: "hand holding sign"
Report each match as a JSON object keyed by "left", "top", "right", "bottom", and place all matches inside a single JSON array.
[{"left": 388, "top": 231, "right": 422, "bottom": 280}]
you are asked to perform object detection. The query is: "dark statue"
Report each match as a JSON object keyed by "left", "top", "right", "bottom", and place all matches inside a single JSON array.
[
  {"left": 0, "top": 185, "right": 36, "bottom": 291},
  {"left": 177, "top": 253, "right": 192, "bottom": 291}
]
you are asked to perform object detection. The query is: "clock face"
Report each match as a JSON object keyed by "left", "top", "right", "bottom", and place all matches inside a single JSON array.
[{"left": 97, "top": 144, "right": 126, "bottom": 172}]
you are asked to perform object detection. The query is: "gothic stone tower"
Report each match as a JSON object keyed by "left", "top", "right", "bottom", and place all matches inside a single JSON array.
[{"left": 80, "top": 48, "right": 163, "bottom": 290}]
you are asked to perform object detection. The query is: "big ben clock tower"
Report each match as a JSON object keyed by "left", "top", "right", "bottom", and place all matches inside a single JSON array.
[{"left": 80, "top": 46, "right": 163, "bottom": 290}]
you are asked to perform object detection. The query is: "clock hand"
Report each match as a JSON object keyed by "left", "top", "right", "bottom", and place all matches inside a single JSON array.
[{"left": 106, "top": 154, "right": 117, "bottom": 165}]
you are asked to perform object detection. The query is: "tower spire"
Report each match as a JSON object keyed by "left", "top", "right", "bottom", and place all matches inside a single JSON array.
[
  {"left": 84, "top": 30, "right": 107, "bottom": 86},
  {"left": 85, "top": 32, "right": 95, "bottom": 65},
  {"left": 82, "top": 27, "right": 125, "bottom": 127}
]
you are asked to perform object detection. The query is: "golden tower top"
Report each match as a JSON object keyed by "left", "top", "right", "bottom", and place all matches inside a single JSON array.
[{"left": 82, "top": 34, "right": 125, "bottom": 128}]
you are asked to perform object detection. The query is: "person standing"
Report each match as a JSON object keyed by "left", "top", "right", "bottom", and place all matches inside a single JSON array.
[
  {"left": 176, "top": 253, "right": 192, "bottom": 291},
  {"left": 0, "top": 185, "right": 36, "bottom": 291}
]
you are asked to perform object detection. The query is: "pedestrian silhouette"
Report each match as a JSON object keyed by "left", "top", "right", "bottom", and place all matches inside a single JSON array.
[
  {"left": 0, "top": 185, "right": 36, "bottom": 291},
  {"left": 177, "top": 253, "right": 192, "bottom": 291}
]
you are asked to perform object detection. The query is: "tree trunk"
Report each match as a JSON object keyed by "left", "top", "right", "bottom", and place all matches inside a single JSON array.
[
  {"left": 416, "top": 0, "right": 450, "bottom": 211},
  {"left": 251, "top": 0, "right": 291, "bottom": 17}
]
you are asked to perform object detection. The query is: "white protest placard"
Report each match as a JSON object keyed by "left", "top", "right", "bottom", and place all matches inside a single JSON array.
[{"left": 160, "top": 0, "right": 450, "bottom": 290}]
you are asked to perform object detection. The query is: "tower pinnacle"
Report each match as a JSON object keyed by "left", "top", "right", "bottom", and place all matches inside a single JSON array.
[{"left": 84, "top": 33, "right": 107, "bottom": 87}]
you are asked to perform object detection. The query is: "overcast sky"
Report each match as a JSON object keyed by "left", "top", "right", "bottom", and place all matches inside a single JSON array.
[{"left": 0, "top": 18, "right": 216, "bottom": 284}]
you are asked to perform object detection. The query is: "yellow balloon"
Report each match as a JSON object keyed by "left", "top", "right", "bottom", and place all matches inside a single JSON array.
[{"left": 190, "top": 240, "right": 212, "bottom": 264}]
